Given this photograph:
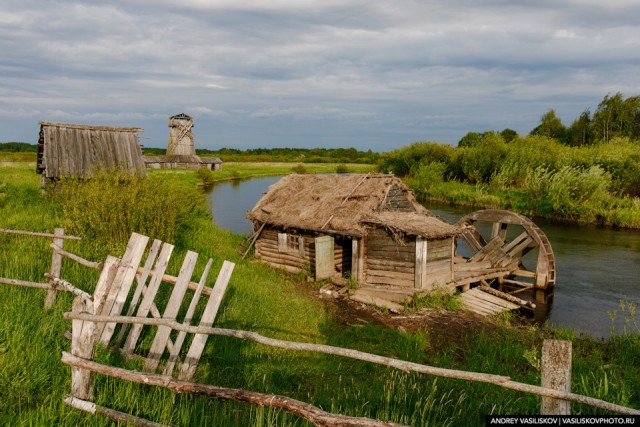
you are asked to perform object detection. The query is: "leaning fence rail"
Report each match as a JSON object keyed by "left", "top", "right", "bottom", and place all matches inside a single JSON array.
[
  {"left": 1, "top": 227, "right": 85, "bottom": 307},
  {"left": 62, "top": 312, "right": 640, "bottom": 418}
]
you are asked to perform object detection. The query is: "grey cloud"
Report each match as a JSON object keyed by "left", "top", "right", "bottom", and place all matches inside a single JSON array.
[{"left": 1, "top": 0, "right": 639, "bottom": 148}]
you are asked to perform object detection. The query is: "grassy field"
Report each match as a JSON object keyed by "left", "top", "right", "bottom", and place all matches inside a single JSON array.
[{"left": 1, "top": 163, "right": 639, "bottom": 426}]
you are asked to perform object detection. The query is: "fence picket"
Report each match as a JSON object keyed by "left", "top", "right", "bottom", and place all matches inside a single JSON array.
[
  {"left": 122, "top": 242, "right": 174, "bottom": 355},
  {"left": 115, "top": 239, "right": 162, "bottom": 347},
  {"left": 44, "top": 228, "right": 64, "bottom": 309},
  {"left": 98, "top": 233, "right": 149, "bottom": 345},
  {"left": 164, "top": 258, "right": 214, "bottom": 376},
  {"left": 144, "top": 251, "right": 198, "bottom": 372},
  {"left": 179, "top": 260, "right": 235, "bottom": 381},
  {"left": 70, "top": 294, "right": 95, "bottom": 401}
]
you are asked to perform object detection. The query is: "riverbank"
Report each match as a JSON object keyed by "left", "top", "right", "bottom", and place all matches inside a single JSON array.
[
  {"left": 1, "top": 163, "right": 639, "bottom": 425},
  {"left": 406, "top": 178, "right": 640, "bottom": 230},
  {"left": 379, "top": 138, "right": 640, "bottom": 230}
]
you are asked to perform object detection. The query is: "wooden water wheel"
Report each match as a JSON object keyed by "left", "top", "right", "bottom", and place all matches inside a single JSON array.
[{"left": 456, "top": 209, "right": 556, "bottom": 289}]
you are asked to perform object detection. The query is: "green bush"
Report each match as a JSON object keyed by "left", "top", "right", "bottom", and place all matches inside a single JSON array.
[
  {"left": 377, "top": 142, "right": 456, "bottom": 177},
  {"left": 336, "top": 164, "right": 350, "bottom": 174},
  {"left": 51, "top": 169, "right": 209, "bottom": 252},
  {"left": 412, "top": 161, "right": 448, "bottom": 188},
  {"left": 195, "top": 166, "right": 215, "bottom": 186},
  {"left": 292, "top": 164, "right": 307, "bottom": 174},
  {"left": 548, "top": 166, "right": 611, "bottom": 216},
  {"left": 457, "top": 133, "right": 506, "bottom": 183}
]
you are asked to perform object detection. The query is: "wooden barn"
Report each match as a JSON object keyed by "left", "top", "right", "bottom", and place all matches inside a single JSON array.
[
  {"left": 246, "top": 174, "right": 463, "bottom": 295},
  {"left": 37, "top": 121, "right": 146, "bottom": 181}
]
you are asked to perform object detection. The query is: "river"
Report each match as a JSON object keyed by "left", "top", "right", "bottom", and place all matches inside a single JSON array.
[{"left": 207, "top": 176, "right": 640, "bottom": 338}]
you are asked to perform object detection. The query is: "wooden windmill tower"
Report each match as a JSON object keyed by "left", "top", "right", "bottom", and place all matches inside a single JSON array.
[{"left": 166, "top": 113, "right": 201, "bottom": 163}]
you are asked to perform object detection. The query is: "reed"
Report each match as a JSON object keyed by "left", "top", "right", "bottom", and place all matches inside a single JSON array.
[{"left": 50, "top": 168, "right": 209, "bottom": 253}]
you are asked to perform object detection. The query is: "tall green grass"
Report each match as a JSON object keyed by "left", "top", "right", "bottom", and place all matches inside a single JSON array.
[
  {"left": 1, "top": 163, "right": 639, "bottom": 426},
  {"left": 383, "top": 137, "right": 640, "bottom": 228},
  {"left": 50, "top": 168, "right": 210, "bottom": 254}
]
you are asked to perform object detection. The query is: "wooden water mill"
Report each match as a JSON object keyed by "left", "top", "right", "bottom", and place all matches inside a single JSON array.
[{"left": 455, "top": 209, "right": 556, "bottom": 292}]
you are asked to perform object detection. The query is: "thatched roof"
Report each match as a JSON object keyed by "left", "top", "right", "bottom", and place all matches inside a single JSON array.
[
  {"left": 361, "top": 211, "right": 461, "bottom": 239},
  {"left": 37, "top": 122, "right": 146, "bottom": 179},
  {"left": 247, "top": 174, "right": 462, "bottom": 239}
]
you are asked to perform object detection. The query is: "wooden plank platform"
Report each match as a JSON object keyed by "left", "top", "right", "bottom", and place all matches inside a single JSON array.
[{"left": 460, "top": 288, "right": 519, "bottom": 316}]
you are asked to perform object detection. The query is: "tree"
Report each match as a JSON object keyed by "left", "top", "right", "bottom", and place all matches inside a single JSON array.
[
  {"left": 530, "top": 109, "right": 567, "bottom": 143},
  {"left": 500, "top": 128, "right": 519, "bottom": 143},
  {"left": 592, "top": 92, "right": 625, "bottom": 142},
  {"left": 458, "top": 131, "right": 483, "bottom": 148},
  {"left": 568, "top": 109, "right": 592, "bottom": 146},
  {"left": 621, "top": 95, "right": 640, "bottom": 139}
]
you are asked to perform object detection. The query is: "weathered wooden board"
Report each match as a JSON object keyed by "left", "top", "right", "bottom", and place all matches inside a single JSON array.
[
  {"left": 366, "top": 260, "right": 415, "bottom": 273},
  {"left": 351, "top": 287, "right": 413, "bottom": 304},
  {"left": 367, "top": 269, "right": 414, "bottom": 281},
  {"left": 122, "top": 242, "right": 174, "bottom": 355},
  {"left": 179, "top": 260, "right": 235, "bottom": 381},
  {"left": 97, "top": 233, "right": 149, "bottom": 345},
  {"left": 349, "top": 292, "right": 404, "bottom": 313},
  {"left": 70, "top": 294, "right": 96, "bottom": 401},
  {"left": 256, "top": 250, "right": 306, "bottom": 266},
  {"left": 164, "top": 258, "right": 213, "bottom": 377},
  {"left": 115, "top": 239, "right": 162, "bottom": 346},
  {"left": 366, "top": 273, "right": 414, "bottom": 288},
  {"left": 421, "top": 271, "right": 452, "bottom": 289},
  {"left": 426, "top": 238, "right": 452, "bottom": 262},
  {"left": 454, "top": 260, "right": 493, "bottom": 272},
  {"left": 144, "top": 251, "right": 198, "bottom": 372},
  {"left": 460, "top": 288, "right": 519, "bottom": 316},
  {"left": 315, "top": 236, "right": 334, "bottom": 280},
  {"left": 45, "top": 228, "right": 65, "bottom": 308}
]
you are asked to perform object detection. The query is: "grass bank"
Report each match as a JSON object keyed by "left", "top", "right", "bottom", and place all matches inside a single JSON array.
[
  {"left": 192, "top": 161, "right": 375, "bottom": 187},
  {"left": 407, "top": 178, "right": 640, "bottom": 229},
  {"left": 1, "top": 163, "right": 639, "bottom": 426},
  {"left": 379, "top": 138, "right": 640, "bottom": 229}
]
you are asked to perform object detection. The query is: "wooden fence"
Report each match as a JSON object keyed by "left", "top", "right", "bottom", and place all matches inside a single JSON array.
[
  {"left": 0, "top": 227, "right": 85, "bottom": 308},
  {"left": 2, "top": 229, "right": 639, "bottom": 426}
]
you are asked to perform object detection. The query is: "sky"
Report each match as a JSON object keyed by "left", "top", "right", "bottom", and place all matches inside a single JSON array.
[{"left": 1, "top": 1, "right": 639, "bottom": 152}]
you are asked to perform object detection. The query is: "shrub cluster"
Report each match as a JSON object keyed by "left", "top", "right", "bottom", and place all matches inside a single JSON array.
[
  {"left": 50, "top": 169, "right": 209, "bottom": 252},
  {"left": 379, "top": 136, "right": 640, "bottom": 226}
]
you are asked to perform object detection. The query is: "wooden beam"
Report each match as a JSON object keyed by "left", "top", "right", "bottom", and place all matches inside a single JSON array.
[
  {"left": 50, "top": 243, "right": 104, "bottom": 270},
  {"left": 0, "top": 228, "right": 82, "bottom": 240},
  {"left": 62, "top": 353, "right": 407, "bottom": 427}
]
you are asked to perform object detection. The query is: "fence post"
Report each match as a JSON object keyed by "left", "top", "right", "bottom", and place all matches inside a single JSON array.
[
  {"left": 70, "top": 294, "right": 95, "bottom": 401},
  {"left": 541, "top": 339, "right": 572, "bottom": 415},
  {"left": 44, "top": 228, "right": 64, "bottom": 309}
]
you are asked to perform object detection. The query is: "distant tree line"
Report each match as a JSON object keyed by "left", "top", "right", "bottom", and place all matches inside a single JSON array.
[
  {"left": 460, "top": 92, "right": 640, "bottom": 148},
  {"left": 0, "top": 142, "right": 37, "bottom": 152},
  {"left": 378, "top": 93, "right": 640, "bottom": 226},
  {"left": 143, "top": 146, "right": 379, "bottom": 164}
]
